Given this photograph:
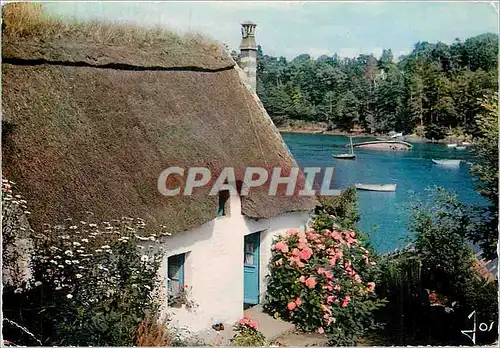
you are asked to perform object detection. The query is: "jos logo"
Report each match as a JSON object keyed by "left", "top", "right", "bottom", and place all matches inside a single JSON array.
[{"left": 461, "top": 310, "right": 495, "bottom": 345}]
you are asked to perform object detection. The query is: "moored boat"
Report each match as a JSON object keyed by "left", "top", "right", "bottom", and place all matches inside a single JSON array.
[
  {"left": 455, "top": 146, "right": 466, "bottom": 150},
  {"left": 333, "top": 153, "right": 356, "bottom": 159},
  {"left": 447, "top": 143, "right": 458, "bottom": 148},
  {"left": 350, "top": 140, "right": 413, "bottom": 151},
  {"left": 334, "top": 136, "right": 356, "bottom": 159},
  {"left": 390, "top": 132, "right": 403, "bottom": 138},
  {"left": 432, "top": 159, "right": 461, "bottom": 166},
  {"left": 355, "top": 183, "right": 397, "bottom": 192}
]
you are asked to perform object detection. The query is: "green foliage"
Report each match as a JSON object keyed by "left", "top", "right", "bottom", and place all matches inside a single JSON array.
[
  {"left": 469, "top": 92, "right": 498, "bottom": 259},
  {"left": 423, "top": 123, "right": 448, "bottom": 140},
  {"left": 2, "top": 180, "right": 165, "bottom": 346},
  {"left": 230, "top": 316, "right": 267, "bottom": 346},
  {"left": 256, "top": 34, "right": 498, "bottom": 135},
  {"left": 314, "top": 187, "right": 360, "bottom": 230},
  {"left": 376, "top": 188, "right": 498, "bottom": 345}
]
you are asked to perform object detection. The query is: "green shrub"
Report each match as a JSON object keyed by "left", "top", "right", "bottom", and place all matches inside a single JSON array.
[
  {"left": 2, "top": 179, "right": 166, "bottom": 346},
  {"left": 376, "top": 188, "right": 498, "bottom": 345},
  {"left": 264, "top": 216, "right": 385, "bottom": 346}
]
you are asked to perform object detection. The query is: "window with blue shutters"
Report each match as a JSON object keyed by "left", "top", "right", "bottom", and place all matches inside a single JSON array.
[{"left": 167, "top": 253, "right": 185, "bottom": 296}]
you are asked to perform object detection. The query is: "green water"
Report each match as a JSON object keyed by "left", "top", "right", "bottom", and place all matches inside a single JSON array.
[{"left": 282, "top": 133, "right": 485, "bottom": 253}]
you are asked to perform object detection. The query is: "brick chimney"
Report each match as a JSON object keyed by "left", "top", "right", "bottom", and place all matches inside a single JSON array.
[{"left": 239, "top": 21, "right": 257, "bottom": 92}]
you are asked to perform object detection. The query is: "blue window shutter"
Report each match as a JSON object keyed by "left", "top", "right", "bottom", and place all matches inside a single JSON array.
[{"left": 179, "top": 253, "right": 185, "bottom": 286}]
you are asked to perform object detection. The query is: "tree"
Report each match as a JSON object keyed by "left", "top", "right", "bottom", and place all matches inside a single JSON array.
[
  {"left": 468, "top": 92, "right": 498, "bottom": 260},
  {"left": 423, "top": 123, "right": 447, "bottom": 141},
  {"left": 335, "top": 91, "right": 359, "bottom": 131},
  {"left": 379, "top": 49, "right": 394, "bottom": 71}
]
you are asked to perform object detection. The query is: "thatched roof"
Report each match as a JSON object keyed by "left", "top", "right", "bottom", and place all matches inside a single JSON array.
[{"left": 2, "top": 4, "right": 315, "bottom": 236}]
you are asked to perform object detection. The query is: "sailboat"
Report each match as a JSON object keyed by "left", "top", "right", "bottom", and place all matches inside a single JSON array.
[{"left": 333, "top": 136, "right": 356, "bottom": 159}]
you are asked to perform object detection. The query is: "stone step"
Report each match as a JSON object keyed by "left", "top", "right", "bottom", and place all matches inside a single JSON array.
[{"left": 244, "top": 304, "right": 296, "bottom": 341}]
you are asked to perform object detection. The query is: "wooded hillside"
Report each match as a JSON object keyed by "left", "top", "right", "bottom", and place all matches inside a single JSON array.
[{"left": 253, "top": 33, "right": 498, "bottom": 138}]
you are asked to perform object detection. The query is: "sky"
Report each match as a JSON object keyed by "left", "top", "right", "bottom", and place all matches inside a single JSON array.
[{"left": 43, "top": 1, "right": 499, "bottom": 60}]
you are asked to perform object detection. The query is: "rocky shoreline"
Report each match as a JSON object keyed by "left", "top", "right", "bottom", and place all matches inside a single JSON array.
[{"left": 277, "top": 126, "right": 471, "bottom": 145}]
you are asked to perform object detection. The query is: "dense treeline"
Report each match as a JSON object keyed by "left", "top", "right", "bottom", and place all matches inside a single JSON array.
[{"left": 252, "top": 33, "right": 498, "bottom": 138}]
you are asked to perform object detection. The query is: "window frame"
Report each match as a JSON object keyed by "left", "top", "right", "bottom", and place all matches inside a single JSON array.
[{"left": 167, "top": 253, "right": 185, "bottom": 297}]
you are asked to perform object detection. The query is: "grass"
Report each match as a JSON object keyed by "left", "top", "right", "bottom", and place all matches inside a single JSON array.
[{"left": 2, "top": 2, "right": 222, "bottom": 52}]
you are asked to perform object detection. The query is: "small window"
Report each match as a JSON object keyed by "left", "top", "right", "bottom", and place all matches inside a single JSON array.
[
  {"left": 217, "top": 190, "right": 230, "bottom": 216},
  {"left": 167, "top": 253, "right": 185, "bottom": 296}
]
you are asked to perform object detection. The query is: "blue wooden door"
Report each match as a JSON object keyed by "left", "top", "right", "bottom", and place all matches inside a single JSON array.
[{"left": 244, "top": 232, "right": 260, "bottom": 305}]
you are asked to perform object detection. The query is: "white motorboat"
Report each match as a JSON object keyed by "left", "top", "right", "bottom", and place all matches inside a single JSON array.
[
  {"left": 355, "top": 184, "right": 397, "bottom": 192},
  {"left": 432, "top": 159, "right": 461, "bottom": 166}
]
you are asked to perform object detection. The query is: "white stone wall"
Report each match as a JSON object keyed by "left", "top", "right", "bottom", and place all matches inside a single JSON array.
[{"left": 158, "top": 194, "right": 310, "bottom": 335}]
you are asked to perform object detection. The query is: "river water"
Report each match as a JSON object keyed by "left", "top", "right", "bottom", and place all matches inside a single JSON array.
[{"left": 282, "top": 133, "right": 486, "bottom": 253}]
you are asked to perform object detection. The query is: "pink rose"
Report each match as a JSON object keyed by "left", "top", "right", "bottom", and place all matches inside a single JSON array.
[
  {"left": 289, "top": 256, "right": 305, "bottom": 268},
  {"left": 274, "top": 241, "right": 289, "bottom": 253},
  {"left": 317, "top": 267, "right": 326, "bottom": 275},
  {"left": 292, "top": 248, "right": 300, "bottom": 256},
  {"left": 317, "top": 327, "right": 325, "bottom": 334},
  {"left": 299, "top": 247, "right": 313, "bottom": 260},
  {"left": 299, "top": 275, "right": 306, "bottom": 283},
  {"left": 341, "top": 295, "right": 350, "bottom": 308},
  {"left": 305, "top": 277, "right": 317, "bottom": 289},
  {"left": 286, "top": 229, "right": 298, "bottom": 236},
  {"left": 287, "top": 301, "right": 297, "bottom": 311},
  {"left": 327, "top": 295, "right": 336, "bottom": 303},
  {"left": 367, "top": 282, "right": 375, "bottom": 292},
  {"left": 331, "top": 231, "right": 343, "bottom": 241},
  {"left": 295, "top": 297, "right": 302, "bottom": 306},
  {"left": 324, "top": 271, "right": 333, "bottom": 279},
  {"left": 354, "top": 274, "right": 362, "bottom": 283}
]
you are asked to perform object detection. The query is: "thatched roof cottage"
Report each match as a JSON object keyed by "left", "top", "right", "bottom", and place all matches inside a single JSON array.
[{"left": 2, "top": 4, "right": 315, "bottom": 334}]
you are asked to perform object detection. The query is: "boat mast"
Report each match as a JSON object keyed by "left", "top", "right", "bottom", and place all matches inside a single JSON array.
[{"left": 349, "top": 136, "right": 354, "bottom": 155}]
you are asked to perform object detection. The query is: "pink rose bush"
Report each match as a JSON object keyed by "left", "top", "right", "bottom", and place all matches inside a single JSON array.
[
  {"left": 264, "top": 214, "right": 385, "bottom": 345},
  {"left": 230, "top": 315, "right": 266, "bottom": 346}
]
